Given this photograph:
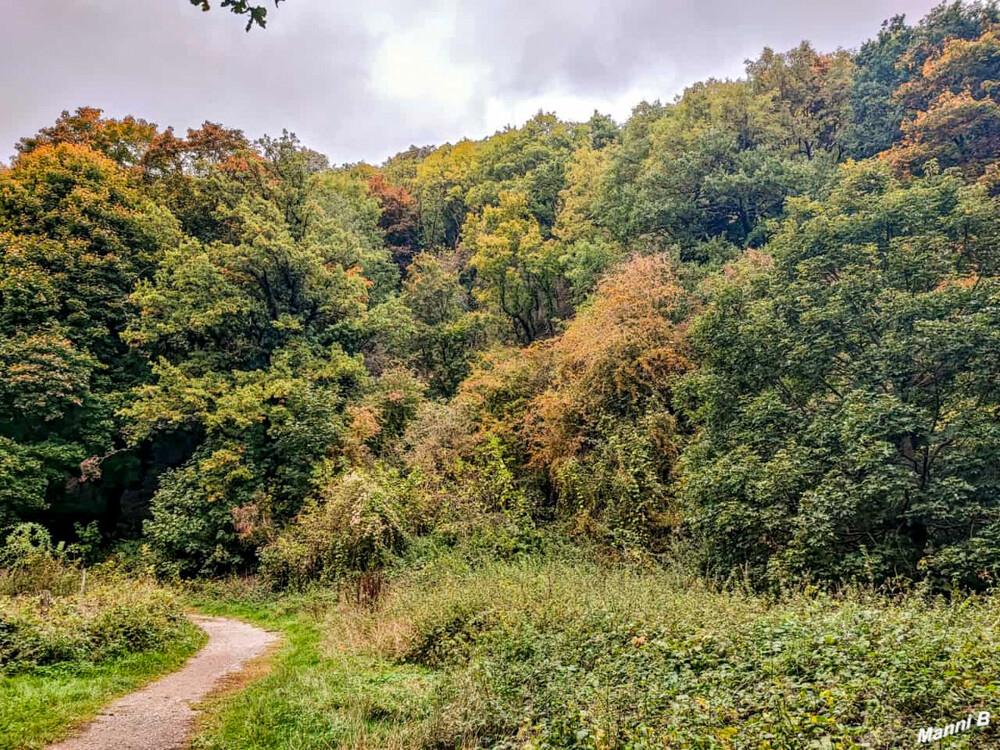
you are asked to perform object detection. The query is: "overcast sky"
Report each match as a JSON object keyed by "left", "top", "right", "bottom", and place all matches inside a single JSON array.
[{"left": 2, "top": 0, "right": 942, "bottom": 166}]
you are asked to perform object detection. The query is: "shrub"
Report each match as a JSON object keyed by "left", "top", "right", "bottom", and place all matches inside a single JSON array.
[
  {"left": 524, "top": 255, "right": 692, "bottom": 547},
  {"left": 0, "top": 523, "right": 78, "bottom": 596},
  {"left": 260, "top": 468, "right": 408, "bottom": 590},
  {"left": 0, "top": 578, "right": 190, "bottom": 674},
  {"left": 144, "top": 460, "right": 249, "bottom": 578}
]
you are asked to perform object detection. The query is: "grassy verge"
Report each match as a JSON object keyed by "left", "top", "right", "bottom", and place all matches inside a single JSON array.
[
  {"left": 0, "top": 621, "right": 204, "bottom": 750},
  {"left": 184, "top": 552, "right": 1000, "bottom": 749},
  {"left": 1, "top": 571, "right": 206, "bottom": 750},
  {"left": 186, "top": 580, "right": 436, "bottom": 749}
]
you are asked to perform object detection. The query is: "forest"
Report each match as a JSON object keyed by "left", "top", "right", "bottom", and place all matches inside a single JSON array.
[{"left": 5, "top": 2, "right": 1000, "bottom": 748}]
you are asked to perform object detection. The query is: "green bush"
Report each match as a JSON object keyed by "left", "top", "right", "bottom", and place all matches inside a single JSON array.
[
  {"left": 434, "top": 436, "right": 543, "bottom": 561},
  {"left": 143, "top": 459, "right": 250, "bottom": 578},
  {"left": 260, "top": 468, "right": 408, "bottom": 589},
  {"left": 0, "top": 523, "right": 79, "bottom": 596},
  {"left": 0, "top": 578, "right": 190, "bottom": 674}
]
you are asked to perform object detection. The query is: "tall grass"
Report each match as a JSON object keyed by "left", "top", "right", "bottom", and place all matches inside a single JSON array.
[
  {"left": 331, "top": 557, "right": 1000, "bottom": 749},
  {"left": 1, "top": 574, "right": 203, "bottom": 749},
  {"left": 188, "top": 554, "right": 1000, "bottom": 749}
]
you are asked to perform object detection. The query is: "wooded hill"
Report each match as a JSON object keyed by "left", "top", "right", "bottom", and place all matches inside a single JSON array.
[{"left": 4, "top": 0, "right": 1000, "bottom": 590}]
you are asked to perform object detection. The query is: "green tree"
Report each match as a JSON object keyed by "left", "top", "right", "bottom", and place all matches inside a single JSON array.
[
  {"left": 402, "top": 252, "right": 492, "bottom": 396},
  {"left": 0, "top": 143, "right": 179, "bottom": 526},
  {"left": 681, "top": 161, "right": 1000, "bottom": 587},
  {"left": 746, "top": 43, "right": 855, "bottom": 160},
  {"left": 551, "top": 144, "right": 623, "bottom": 302},
  {"left": 465, "top": 192, "right": 567, "bottom": 344},
  {"left": 464, "top": 113, "right": 586, "bottom": 231},
  {"left": 124, "top": 168, "right": 376, "bottom": 572},
  {"left": 609, "top": 80, "right": 832, "bottom": 251}
]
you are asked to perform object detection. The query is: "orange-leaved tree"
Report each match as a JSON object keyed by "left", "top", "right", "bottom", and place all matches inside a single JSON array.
[{"left": 528, "top": 255, "right": 696, "bottom": 545}]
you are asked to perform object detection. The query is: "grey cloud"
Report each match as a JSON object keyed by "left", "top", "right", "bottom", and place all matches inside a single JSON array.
[
  {"left": 1, "top": 0, "right": 942, "bottom": 166},
  {"left": 448, "top": 0, "right": 941, "bottom": 97}
]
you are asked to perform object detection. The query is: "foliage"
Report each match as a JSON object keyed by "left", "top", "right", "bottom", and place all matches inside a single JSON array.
[
  {"left": 465, "top": 191, "right": 568, "bottom": 344},
  {"left": 602, "top": 79, "right": 834, "bottom": 251},
  {"left": 0, "top": 143, "right": 179, "bottom": 526},
  {"left": 16, "top": 107, "right": 160, "bottom": 168},
  {"left": 746, "top": 43, "right": 855, "bottom": 160},
  {"left": 528, "top": 256, "right": 694, "bottom": 545},
  {"left": 366, "top": 174, "right": 420, "bottom": 272},
  {"left": 315, "top": 555, "right": 1000, "bottom": 750},
  {"left": 189, "top": 0, "right": 286, "bottom": 30},
  {"left": 0, "top": 523, "right": 74, "bottom": 596},
  {"left": 846, "top": 1, "right": 1000, "bottom": 158},
  {"left": 681, "top": 161, "right": 1000, "bottom": 587},
  {"left": 402, "top": 252, "right": 494, "bottom": 396},
  {"left": 0, "top": 575, "right": 192, "bottom": 674},
  {"left": 551, "top": 144, "right": 623, "bottom": 301},
  {"left": 885, "top": 27, "right": 1000, "bottom": 176},
  {"left": 11, "top": 2, "right": 1000, "bottom": 596},
  {"left": 260, "top": 468, "right": 409, "bottom": 588},
  {"left": 121, "top": 137, "right": 392, "bottom": 575}
]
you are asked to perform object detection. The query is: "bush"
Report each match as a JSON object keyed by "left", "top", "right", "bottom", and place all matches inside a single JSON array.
[
  {"left": 0, "top": 523, "right": 78, "bottom": 596},
  {"left": 260, "top": 468, "right": 408, "bottom": 590},
  {"left": 144, "top": 460, "right": 249, "bottom": 578},
  {"left": 0, "top": 577, "right": 190, "bottom": 674}
]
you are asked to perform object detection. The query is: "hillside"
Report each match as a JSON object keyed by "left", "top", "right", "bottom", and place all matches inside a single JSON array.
[{"left": 4, "top": 2, "right": 1000, "bottom": 747}]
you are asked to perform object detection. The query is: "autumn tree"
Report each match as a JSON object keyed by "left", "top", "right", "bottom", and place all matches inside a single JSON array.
[
  {"left": 847, "top": 2, "right": 1000, "bottom": 157},
  {"left": 140, "top": 122, "right": 250, "bottom": 179},
  {"left": 17, "top": 107, "right": 159, "bottom": 168},
  {"left": 140, "top": 122, "right": 253, "bottom": 241},
  {"left": 885, "top": 27, "right": 1000, "bottom": 176},
  {"left": 528, "top": 255, "right": 694, "bottom": 544},
  {"left": 367, "top": 174, "right": 420, "bottom": 272},
  {"left": 0, "top": 144, "right": 179, "bottom": 526}
]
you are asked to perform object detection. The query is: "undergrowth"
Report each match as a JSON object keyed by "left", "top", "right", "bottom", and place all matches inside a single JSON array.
[{"left": 185, "top": 551, "right": 1000, "bottom": 749}]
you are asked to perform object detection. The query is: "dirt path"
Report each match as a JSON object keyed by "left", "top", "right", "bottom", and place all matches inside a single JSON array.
[{"left": 47, "top": 615, "right": 279, "bottom": 750}]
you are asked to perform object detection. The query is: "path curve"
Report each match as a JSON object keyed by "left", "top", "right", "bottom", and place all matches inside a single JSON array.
[{"left": 48, "top": 615, "right": 279, "bottom": 750}]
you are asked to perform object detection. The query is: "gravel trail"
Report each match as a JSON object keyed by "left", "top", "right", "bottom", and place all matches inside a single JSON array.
[{"left": 46, "top": 615, "right": 278, "bottom": 750}]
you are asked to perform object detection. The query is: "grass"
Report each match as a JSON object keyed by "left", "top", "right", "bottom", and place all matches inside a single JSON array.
[
  {"left": 186, "top": 579, "right": 437, "bottom": 749},
  {"left": 355, "top": 556, "right": 1000, "bottom": 749},
  {"left": 0, "top": 621, "right": 204, "bottom": 750},
  {"left": 183, "top": 552, "right": 1000, "bottom": 749}
]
